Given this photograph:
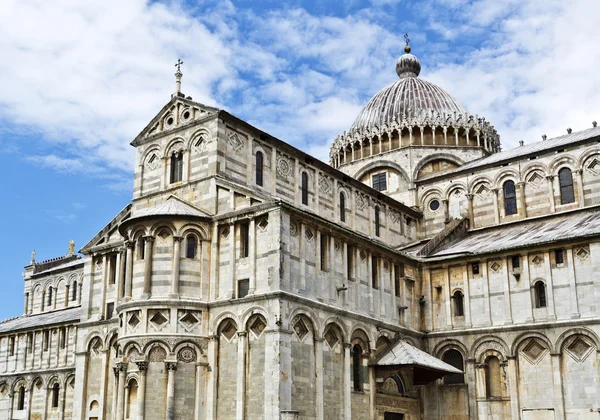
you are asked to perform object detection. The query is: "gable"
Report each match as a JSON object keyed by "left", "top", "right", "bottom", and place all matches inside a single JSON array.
[{"left": 80, "top": 204, "right": 132, "bottom": 254}]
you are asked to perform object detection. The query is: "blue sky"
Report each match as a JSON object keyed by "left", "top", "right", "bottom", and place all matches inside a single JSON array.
[{"left": 0, "top": 0, "right": 599, "bottom": 320}]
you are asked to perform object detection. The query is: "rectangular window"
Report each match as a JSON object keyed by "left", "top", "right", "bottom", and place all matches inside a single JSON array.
[
  {"left": 240, "top": 223, "right": 250, "bottom": 258},
  {"left": 27, "top": 333, "right": 33, "bottom": 353},
  {"left": 555, "top": 249, "right": 564, "bottom": 265},
  {"left": 9, "top": 336, "right": 15, "bottom": 356},
  {"left": 238, "top": 279, "right": 250, "bottom": 298},
  {"left": 43, "top": 331, "right": 50, "bottom": 351},
  {"left": 372, "top": 256, "right": 379, "bottom": 289},
  {"left": 511, "top": 255, "right": 520, "bottom": 270},
  {"left": 108, "top": 254, "right": 118, "bottom": 285},
  {"left": 394, "top": 264, "right": 403, "bottom": 297},
  {"left": 170, "top": 152, "right": 183, "bottom": 184},
  {"left": 320, "top": 234, "right": 329, "bottom": 271},
  {"left": 347, "top": 246, "right": 354, "bottom": 280},
  {"left": 372, "top": 173, "right": 387, "bottom": 191},
  {"left": 59, "top": 328, "right": 66, "bottom": 349},
  {"left": 106, "top": 303, "right": 115, "bottom": 319},
  {"left": 137, "top": 237, "right": 146, "bottom": 260},
  {"left": 472, "top": 262, "right": 480, "bottom": 276},
  {"left": 374, "top": 206, "right": 381, "bottom": 237}
]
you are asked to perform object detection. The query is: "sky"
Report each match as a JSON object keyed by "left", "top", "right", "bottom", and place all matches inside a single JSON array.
[{"left": 0, "top": 0, "right": 599, "bottom": 320}]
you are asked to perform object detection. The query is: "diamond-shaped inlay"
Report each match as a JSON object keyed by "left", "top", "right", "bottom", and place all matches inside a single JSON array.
[
  {"left": 522, "top": 339, "right": 546, "bottom": 363},
  {"left": 158, "top": 229, "right": 170, "bottom": 240},
  {"left": 531, "top": 255, "right": 543, "bottom": 266},
  {"left": 227, "top": 132, "right": 244, "bottom": 151},
  {"left": 128, "top": 313, "right": 140, "bottom": 329},
  {"left": 193, "top": 134, "right": 208, "bottom": 154},
  {"left": 90, "top": 338, "right": 102, "bottom": 356},
  {"left": 475, "top": 184, "right": 490, "bottom": 200},
  {"left": 293, "top": 319, "right": 309, "bottom": 340},
  {"left": 249, "top": 316, "right": 267, "bottom": 337},
  {"left": 150, "top": 312, "right": 168, "bottom": 326},
  {"left": 324, "top": 328, "right": 339, "bottom": 348},
  {"left": 319, "top": 176, "right": 331, "bottom": 194},
  {"left": 360, "top": 250, "right": 367, "bottom": 261},
  {"left": 566, "top": 337, "right": 594, "bottom": 362},
  {"left": 220, "top": 320, "right": 236, "bottom": 340},
  {"left": 221, "top": 227, "right": 230, "bottom": 238},
  {"left": 528, "top": 172, "right": 544, "bottom": 189},
  {"left": 258, "top": 218, "right": 269, "bottom": 232},
  {"left": 356, "top": 194, "right": 367, "bottom": 211},
  {"left": 490, "top": 262, "right": 501, "bottom": 272},
  {"left": 587, "top": 158, "right": 600, "bottom": 175},
  {"left": 147, "top": 153, "right": 158, "bottom": 170},
  {"left": 575, "top": 247, "right": 589, "bottom": 260},
  {"left": 305, "top": 228, "right": 314, "bottom": 242},
  {"left": 180, "top": 312, "right": 198, "bottom": 328}
]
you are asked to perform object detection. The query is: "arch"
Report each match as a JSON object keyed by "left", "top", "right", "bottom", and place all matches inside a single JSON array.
[
  {"left": 352, "top": 342, "right": 364, "bottom": 391},
  {"left": 578, "top": 146, "right": 600, "bottom": 168},
  {"left": 354, "top": 159, "right": 411, "bottom": 183},
  {"left": 288, "top": 307, "right": 320, "bottom": 334},
  {"left": 493, "top": 168, "right": 520, "bottom": 189},
  {"left": 511, "top": 331, "right": 554, "bottom": 356},
  {"left": 549, "top": 154, "right": 577, "bottom": 174},
  {"left": 412, "top": 153, "right": 465, "bottom": 180},
  {"left": 187, "top": 128, "right": 213, "bottom": 151},
  {"left": 50, "top": 381, "right": 60, "bottom": 408},
  {"left": 534, "top": 280, "right": 547, "bottom": 308},
  {"left": 240, "top": 306, "right": 269, "bottom": 329},
  {"left": 419, "top": 187, "right": 444, "bottom": 208},
  {"left": 555, "top": 327, "right": 600, "bottom": 352},
  {"left": 149, "top": 221, "right": 177, "bottom": 238},
  {"left": 472, "top": 336, "right": 510, "bottom": 361},
  {"left": 184, "top": 234, "right": 198, "bottom": 259},
  {"left": 351, "top": 327, "right": 371, "bottom": 351},
  {"left": 105, "top": 328, "right": 119, "bottom": 349},
  {"left": 467, "top": 175, "right": 493, "bottom": 194},
  {"left": 211, "top": 311, "right": 240, "bottom": 335},
  {"left": 321, "top": 321, "right": 346, "bottom": 344},
  {"left": 442, "top": 349, "right": 465, "bottom": 384},
  {"left": 11, "top": 377, "right": 28, "bottom": 394},
  {"left": 47, "top": 375, "right": 61, "bottom": 388},
  {"left": 29, "top": 376, "right": 45, "bottom": 393},
  {"left": 433, "top": 339, "right": 469, "bottom": 359},
  {"left": 125, "top": 374, "right": 140, "bottom": 388},
  {"left": 122, "top": 341, "right": 143, "bottom": 359},
  {"left": 164, "top": 137, "right": 186, "bottom": 158},
  {"left": 84, "top": 333, "right": 104, "bottom": 352},
  {"left": 142, "top": 144, "right": 163, "bottom": 164},
  {"left": 444, "top": 183, "right": 468, "bottom": 201},
  {"left": 141, "top": 339, "right": 171, "bottom": 354},
  {"left": 452, "top": 289, "right": 465, "bottom": 317},
  {"left": 173, "top": 340, "right": 204, "bottom": 359},
  {"left": 484, "top": 355, "right": 503, "bottom": 397},
  {"left": 521, "top": 161, "right": 549, "bottom": 180},
  {"left": 178, "top": 224, "right": 208, "bottom": 240}
]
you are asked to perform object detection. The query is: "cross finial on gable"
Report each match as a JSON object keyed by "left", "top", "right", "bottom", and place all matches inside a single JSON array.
[
  {"left": 174, "top": 58, "right": 184, "bottom": 95},
  {"left": 175, "top": 58, "right": 184, "bottom": 73}
]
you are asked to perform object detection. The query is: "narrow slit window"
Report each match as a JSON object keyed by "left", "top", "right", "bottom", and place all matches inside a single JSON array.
[
  {"left": 555, "top": 249, "right": 564, "bottom": 265},
  {"left": 453, "top": 291, "right": 465, "bottom": 316},
  {"left": 534, "top": 281, "right": 547, "bottom": 308},
  {"left": 340, "top": 192, "right": 346, "bottom": 222},
  {"left": 347, "top": 246, "right": 354, "bottom": 280},
  {"left": 170, "top": 152, "right": 183, "bottom": 184},
  {"left": 503, "top": 180, "right": 517, "bottom": 215},
  {"left": 558, "top": 167, "right": 575, "bottom": 204},
  {"left": 353, "top": 344, "right": 363, "bottom": 391},
  {"left": 301, "top": 172, "right": 309, "bottom": 205},
  {"left": 374, "top": 206, "right": 381, "bottom": 237},
  {"left": 240, "top": 223, "right": 250, "bottom": 258},
  {"left": 185, "top": 235, "right": 197, "bottom": 259},
  {"left": 256, "top": 151, "right": 264, "bottom": 186},
  {"left": 320, "top": 234, "right": 328, "bottom": 271},
  {"left": 52, "top": 383, "right": 60, "bottom": 408},
  {"left": 372, "top": 256, "right": 379, "bottom": 289},
  {"left": 71, "top": 282, "right": 78, "bottom": 301}
]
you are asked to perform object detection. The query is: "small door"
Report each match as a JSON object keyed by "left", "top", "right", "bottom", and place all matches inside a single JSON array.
[{"left": 384, "top": 413, "right": 404, "bottom": 420}]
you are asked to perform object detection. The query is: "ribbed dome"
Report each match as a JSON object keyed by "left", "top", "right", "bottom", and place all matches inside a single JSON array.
[{"left": 350, "top": 50, "right": 468, "bottom": 131}]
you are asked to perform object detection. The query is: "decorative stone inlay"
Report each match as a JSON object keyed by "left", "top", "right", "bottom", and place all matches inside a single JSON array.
[
  {"left": 305, "top": 227, "right": 314, "bottom": 242},
  {"left": 587, "top": 158, "right": 600, "bottom": 175},
  {"left": 531, "top": 255, "right": 543, "bottom": 266},
  {"left": 383, "top": 261, "right": 389, "bottom": 271},
  {"left": 527, "top": 172, "right": 544, "bottom": 189},
  {"left": 150, "top": 311, "right": 168, "bottom": 327},
  {"left": 258, "top": 218, "right": 269, "bottom": 232},
  {"left": 157, "top": 229, "right": 170, "bottom": 240},
  {"left": 319, "top": 176, "right": 331, "bottom": 194},
  {"left": 221, "top": 226, "right": 230, "bottom": 238},
  {"left": 277, "top": 155, "right": 292, "bottom": 178},
  {"left": 575, "top": 247, "right": 589, "bottom": 260},
  {"left": 128, "top": 312, "right": 140, "bottom": 330},
  {"left": 35, "top": 379, "right": 43, "bottom": 390},
  {"left": 192, "top": 134, "right": 209, "bottom": 154},
  {"left": 127, "top": 347, "right": 140, "bottom": 362},
  {"left": 179, "top": 311, "right": 200, "bottom": 332},
  {"left": 227, "top": 131, "right": 244, "bottom": 151},
  {"left": 324, "top": 328, "right": 339, "bottom": 348},
  {"left": 293, "top": 319, "right": 309, "bottom": 340},
  {"left": 356, "top": 193, "right": 368, "bottom": 211},
  {"left": 360, "top": 250, "right": 367, "bottom": 261},
  {"left": 177, "top": 346, "right": 197, "bottom": 363},
  {"left": 180, "top": 107, "right": 191, "bottom": 121},
  {"left": 475, "top": 184, "right": 490, "bottom": 200},
  {"left": 381, "top": 377, "right": 400, "bottom": 394},
  {"left": 490, "top": 261, "right": 501, "bottom": 272},
  {"left": 148, "top": 346, "right": 167, "bottom": 363},
  {"left": 334, "top": 241, "right": 341, "bottom": 254},
  {"left": 146, "top": 153, "right": 159, "bottom": 170},
  {"left": 565, "top": 337, "right": 594, "bottom": 362},
  {"left": 90, "top": 339, "right": 102, "bottom": 356},
  {"left": 219, "top": 320, "right": 237, "bottom": 341},
  {"left": 390, "top": 210, "right": 400, "bottom": 224},
  {"left": 289, "top": 222, "right": 298, "bottom": 237},
  {"left": 521, "top": 339, "right": 547, "bottom": 364},
  {"left": 249, "top": 317, "right": 267, "bottom": 337}
]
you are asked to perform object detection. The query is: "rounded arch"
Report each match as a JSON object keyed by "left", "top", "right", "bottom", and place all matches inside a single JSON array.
[
  {"left": 187, "top": 128, "right": 213, "bottom": 151},
  {"left": 321, "top": 320, "right": 346, "bottom": 343},
  {"left": 11, "top": 377, "right": 28, "bottom": 393},
  {"left": 419, "top": 187, "right": 444, "bottom": 208},
  {"left": 511, "top": 331, "right": 554, "bottom": 356},
  {"left": 288, "top": 307, "right": 320, "bottom": 334},
  {"left": 241, "top": 306, "right": 269, "bottom": 330},
  {"left": 142, "top": 339, "right": 171, "bottom": 354},
  {"left": 67, "top": 273, "right": 79, "bottom": 287},
  {"left": 433, "top": 339, "right": 469, "bottom": 359},
  {"left": 351, "top": 327, "right": 372, "bottom": 351},
  {"left": 129, "top": 225, "right": 149, "bottom": 241},
  {"left": 125, "top": 374, "right": 140, "bottom": 387},
  {"left": 355, "top": 159, "right": 411, "bottom": 183},
  {"left": 178, "top": 223, "right": 208, "bottom": 240},
  {"left": 555, "top": 327, "right": 600, "bottom": 353},
  {"left": 468, "top": 175, "right": 493, "bottom": 194},
  {"left": 493, "top": 168, "right": 520, "bottom": 189},
  {"left": 412, "top": 153, "right": 464, "bottom": 180},
  {"left": 47, "top": 375, "right": 61, "bottom": 388},
  {"left": 149, "top": 221, "right": 177, "bottom": 238},
  {"left": 142, "top": 144, "right": 163, "bottom": 164},
  {"left": 29, "top": 376, "right": 45, "bottom": 393},
  {"left": 164, "top": 137, "right": 186, "bottom": 158},
  {"left": 32, "top": 282, "right": 43, "bottom": 295},
  {"left": 521, "top": 162, "right": 549, "bottom": 180},
  {"left": 549, "top": 154, "right": 578, "bottom": 174},
  {"left": 444, "top": 183, "right": 468, "bottom": 201},
  {"left": 43, "top": 279, "right": 56, "bottom": 290},
  {"left": 173, "top": 340, "right": 204, "bottom": 359},
  {"left": 85, "top": 333, "right": 104, "bottom": 352},
  {"left": 122, "top": 341, "right": 143, "bottom": 359},
  {"left": 578, "top": 146, "right": 600, "bottom": 168},
  {"left": 211, "top": 311, "right": 240, "bottom": 335},
  {"left": 472, "top": 335, "right": 510, "bottom": 361}
]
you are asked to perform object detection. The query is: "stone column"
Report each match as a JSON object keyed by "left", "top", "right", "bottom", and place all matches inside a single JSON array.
[
  {"left": 228, "top": 222, "right": 235, "bottom": 299},
  {"left": 115, "top": 362, "right": 127, "bottom": 420},
  {"left": 550, "top": 353, "right": 565, "bottom": 419},
  {"left": 379, "top": 257, "right": 385, "bottom": 317},
  {"left": 115, "top": 250, "right": 123, "bottom": 300},
  {"left": 367, "top": 252, "right": 374, "bottom": 313},
  {"left": 466, "top": 193, "right": 474, "bottom": 227},
  {"left": 518, "top": 182, "right": 527, "bottom": 218},
  {"left": 111, "top": 368, "right": 118, "bottom": 420},
  {"left": 491, "top": 188, "right": 500, "bottom": 224},
  {"left": 249, "top": 218, "right": 256, "bottom": 294},
  {"left": 575, "top": 169, "right": 585, "bottom": 207},
  {"left": 7, "top": 391, "right": 13, "bottom": 420},
  {"left": 194, "top": 362, "right": 208, "bottom": 420},
  {"left": 236, "top": 331, "right": 247, "bottom": 420},
  {"left": 171, "top": 236, "right": 182, "bottom": 298},
  {"left": 142, "top": 236, "right": 154, "bottom": 299},
  {"left": 343, "top": 343, "right": 351, "bottom": 420},
  {"left": 100, "top": 255, "right": 108, "bottom": 317},
  {"left": 165, "top": 360, "right": 178, "bottom": 420},
  {"left": 123, "top": 240, "right": 134, "bottom": 299},
  {"left": 136, "top": 361, "right": 148, "bottom": 420},
  {"left": 507, "top": 356, "right": 520, "bottom": 419},
  {"left": 465, "top": 359, "right": 478, "bottom": 419},
  {"left": 315, "top": 338, "right": 324, "bottom": 420},
  {"left": 330, "top": 235, "right": 336, "bottom": 301},
  {"left": 546, "top": 176, "right": 556, "bottom": 213}
]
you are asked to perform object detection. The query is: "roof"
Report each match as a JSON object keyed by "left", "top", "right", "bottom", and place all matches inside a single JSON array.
[
  {"left": 420, "top": 126, "right": 600, "bottom": 182},
  {"left": 32, "top": 258, "right": 83, "bottom": 277},
  {"left": 375, "top": 340, "right": 462, "bottom": 374},
  {"left": 429, "top": 207, "right": 600, "bottom": 258},
  {"left": 130, "top": 195, "right": 212, "bottom": 219},
  {"left": 0, "top": 307, "right": 81, "bottom": 333}
]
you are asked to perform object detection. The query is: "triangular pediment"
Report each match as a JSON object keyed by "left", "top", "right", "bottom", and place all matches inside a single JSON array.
[
  {"left": 80, "top": 204, "right": 132, "bottom": 254},
  {"left": 131, "top": 95, "right": 220, "bottom": 146},
  {"left": 130, "top": 195, "right": 213, "bottom": 219}
]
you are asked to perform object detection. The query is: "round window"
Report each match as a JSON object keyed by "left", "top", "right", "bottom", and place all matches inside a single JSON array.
[
  {"left": 182, "top": 110, "right": 190, "bottom": 120},
  {"left": 429, "top": 199, "right": 440, "bottom": 211},
  {"left": 166, "top": 116, "right": 174, "bottom": 126}
]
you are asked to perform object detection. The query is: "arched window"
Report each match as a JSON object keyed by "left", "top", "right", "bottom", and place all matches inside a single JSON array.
[
  {"left": 485, "top": 356, "right": 502, "bottom": 398},
  {"left": 374, "top": 206, "right": 380, "bottom": 237},
  {"left": 17, "top": 385, "right": 25, "bottom": 410},
  {"left": 503, "top": 180, "right": 517, "bottom": 215},
  {"left": 52, "top": 383, "right": 60, "bottom": 408},
  {"left": 126, "top": 379, "right": 138, "bottom": 419},
  {"left": 47, "top": 287, "right": 53, "bottom": 307},
  {"left": 558, "top": 167, "right": 575, "bottom": 204},
  {"left": 534, "top": 281, "right": 547, "bottom": 308},
  {"left": 71, "top": 282, "right": 78, "bottom": 301},
  {"left": 352, "top": 344, "right": 363, "bottom": 391},
  {"left": 442, "top": 350, "right": 465, "bottom": 384},
  {"left": 301, "top": 172, "right": 309, "bottom": 205},
  {"left": 170, "top": 152, "right": 183, "bottom": 184},
  {"left": 137, "top": 237, "right": 146, "bottom": 260},
  {"left": 185, "top": 235, "right": 197, "bottom": 259},
  {"left": 256, "top": 151, "right": 264, "bottom": 186},
  {"left": 453, "top": 290, "right": 465, "bottom": 317},
  {"left": 339, "top": 192, "right": 346, "bottom": 222}
]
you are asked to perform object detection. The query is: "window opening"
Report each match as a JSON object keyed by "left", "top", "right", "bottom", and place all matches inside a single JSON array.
[
  {"left": 374, "top": 206, "right": 381, "bottom": 237},
  {"left": 534, "top": 281, "right": 547, "bottom": 308},
  {"left": 453, "top": 291, "right": 465, "bottom": 316},
  {"left": 240, "top": 223, "right": 250, "bottom": 258},
  {"left": 503, "top": 180, "right": 517, "bottom": 215},
  {"left": 372, "top": 173, "right": 387, "bottom": 191},
  {"left": 485, "top": 356, "right": 502, "bottom": 398},
  {"left": 372, "top": 256, "right": 379, "bottom": 289},
  {"left": 320, "top": 234, "right": 328, "bottom": 271},
  {"left": 347, "top": 246, "right": 354, "bottom": 280},
  {"left": 72, "top": 281, "right": 78, "bottom": 301},
  {"left": 340, "top": 192, "right": 346, "bottom": 222},
  {"left": 185, "top": 235, "right": 197, "bottom": 259},
  {"left": 511, "top": 255, "right": 520, "bottom": 270},
  {"left": 472, "top": 262, "right": 480, "bottom": 276},
  {"left": 238, "top": 279, "right": 250, "bottom": 299},
  {"left": 170, "top": 152, "right": 183, "bottom": 184},
  {"left": 256, "top": 151, "right": 264, "bottom": 186},
  {"left": 17, "top": 386, "right": 25, "bottom": 410},
  {"left": 555, "top": 249, "right": 564, "bottom": 264},
  {"left": 301, "top": 172, "right": 309, "bottom": 205},
  {"left": 558, "top": 167, "right": 575, "bottom": 204},
  {"left": 353, "top": 344, "right": 363, "bottom": 391},
  {"left": 442, "top": 350, "right": 464, "bottom": 384},
  {"left": 52, "top": 383, "right": 60, "bottom": 408}
]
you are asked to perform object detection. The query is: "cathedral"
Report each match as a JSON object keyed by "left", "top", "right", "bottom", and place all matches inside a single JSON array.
[{"left": 0, "top": 42, "right": 599, "bottom": 420}]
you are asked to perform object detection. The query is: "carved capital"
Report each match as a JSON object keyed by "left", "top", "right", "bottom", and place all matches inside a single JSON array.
[
  {"left": 143, "top": 235, "right": 155, "bottom": 243},
  {"left": 237, "top": 331, "right": 247, "bottom": 337},
  {"left": 125, "top": 240, "right": 135, "bottom": 249},
  {"left": 546, "top": 175, "right": 554, "bottom": 181},
  {"left": 165, "top": 361, "right": 178, "bottom": 371},
  {"left": 136, "top": 361, "right": 149, "bottom": 372},
  {"left": 173, "top": 236, "right": 183, "bottom": 243}
]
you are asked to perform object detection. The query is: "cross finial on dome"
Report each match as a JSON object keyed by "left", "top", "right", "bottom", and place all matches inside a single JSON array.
[
  {"left": 396, "top": 36, "right": 420, "bottom": 78},
  {"left": 404, "top": 33, "right": 411, "bottom": 53}
]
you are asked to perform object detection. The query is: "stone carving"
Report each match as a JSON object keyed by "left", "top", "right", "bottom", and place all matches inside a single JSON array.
[
  {"left": 520, "top": 339, "right": 547, "bottom": 365},
  {"left": 127, "top": 347, "right": 140, "bottom": 362},
  {"left": 356, "top": 193, "right": 368, "bottom": 211},
  {"left": 334, "top": 241, "right": 341, "bottom": 254},
  {"left": 586, "top": 158, "right": 600, "bottom": 175},
  {"left": 490, "top": 261, "right": 501, "bottom": 273},
  {"left": 324, "top": 328, "right": 339, "bottom": 348},
  {"left": 146, "top": 153, "right": 159, "bottom": 170},
  {"left": 289, "top": 222, "right": 298, "bottom": 237},
  {"left": 527, "top": 171, "right": 544, "bottom": 189},
  {"left": 258, "top": 218, "right": 269, "bottom": 232},
  {"left": 319, "top": 176, "right": 331, "bottom": 194},
  {"left": 305, "top": 227, "right": 314, "bottom": 242},
  {"left": 531, "top": 255, "right": 543, "bottom": 266},
  {"left": 192, "top": 134, "right": 209, "bottom": 154},
  {"left": 475, "top": 184, "right": 490, "bottom": 200},
  {"left": 148, "top": 346, "right": 167, "bottom": 363},
  {"left": 277, "top": 155, "right": 292, "bottom": 178},
  {"left": 575, "top": 247, "right": 590, "bottom": 260},
  {"left": 293, "top": 319, "right": 309, "bottom": 340},
  {"left": 565, "top": 336, "right": 594, "bottom": 362},
  {"left": 249, "top": 316, "right": 267, "bottom": 337},
  {"left": 165, "top": 361, "right": 178, "bottom": 371},
  {"left": 381, "top": 377, "right": 400, "bottom": 394},
  {"left": 227, "top": 131, "right": 244, "bottom": 151},
  {"left": 390, "top": 210, "right": 400, "bottom": 224},
  {"left": 136, "top": 361, "right": 149, "bottom": 372},
  {"left": 177, "top": 346, "right": 197, "bottom": 363}
]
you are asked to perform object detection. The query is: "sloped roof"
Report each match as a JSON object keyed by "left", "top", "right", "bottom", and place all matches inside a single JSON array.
[
  {"left": 32, "top": 258, "right": 83, "bottom": 277},
  {"left": 429, "top": 207, "right": 600, "bottom": 258},
  {"left": 420, "top": 126, "right": 600, "bottom": 182},
  {"left": 130, "top": 195, "right": 212, "bottom": 220},
  {"left": 0, "top": 307, "right": 81, "bottom": 333},
  {"left": 375, "top": 340, "right": 462, "bottom": 374}
]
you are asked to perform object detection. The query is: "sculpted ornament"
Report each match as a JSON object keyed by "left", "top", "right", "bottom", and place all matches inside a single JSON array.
[
  {"left": 178, "top": 346, "right": 197, "bottom": 363},
  {"left": 277, "top": 155, "right": 292, "bottom": 178}
]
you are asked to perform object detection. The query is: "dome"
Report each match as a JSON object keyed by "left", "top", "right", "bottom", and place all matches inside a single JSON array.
[{"left": 350, "top": 49, "right": 468, "bottom": 131}]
